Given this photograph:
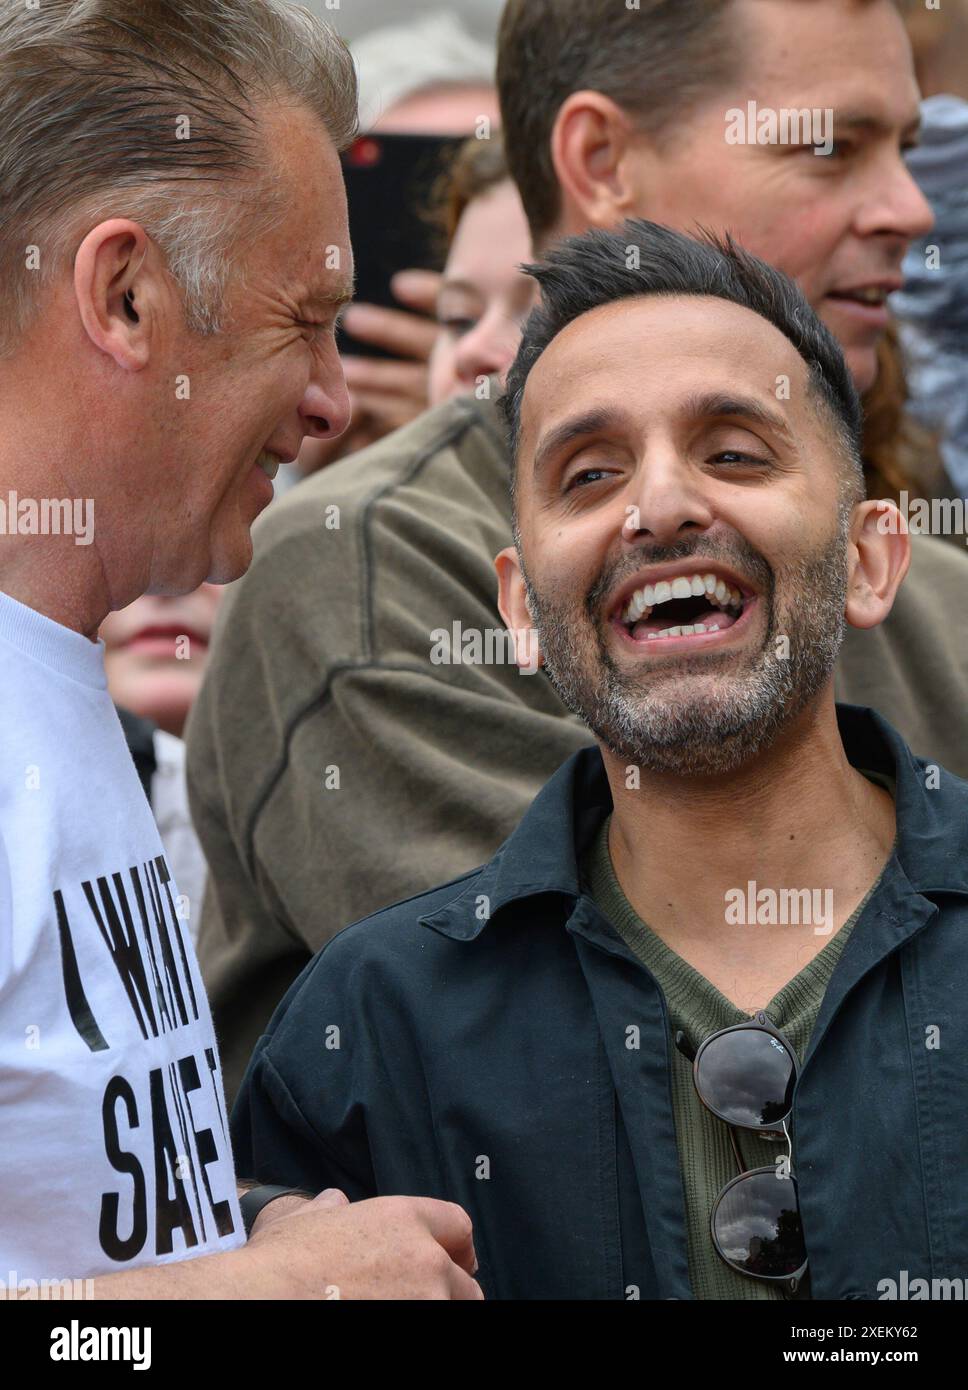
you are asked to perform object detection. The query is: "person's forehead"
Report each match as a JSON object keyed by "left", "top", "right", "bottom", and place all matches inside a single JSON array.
[
  {"left": 264, "top": 242, "right": 355, "bottom": 316},
  {"left": 446, "top": 185, "right": 531, "bottom": 292},
  {"left": 521, "top": 295, "right": 809, "bottom": 436},
  {"left": 731, "top": 0, "right": 920, "bottom": 128},
  {"left": 256, "top": 102, "right": 355, "bottom": 308},
  {"left": 450, "top": 182, "right": 523, "bottom": 264}
]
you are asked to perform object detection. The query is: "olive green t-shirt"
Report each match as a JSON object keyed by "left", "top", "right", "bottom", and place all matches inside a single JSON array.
[{"left": 582, "top": 779, "right": 894, "bottom": 1300}]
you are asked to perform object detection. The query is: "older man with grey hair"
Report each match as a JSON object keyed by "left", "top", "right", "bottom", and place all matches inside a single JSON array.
[{"left": 0, "top": 0, "right": 479, "bottom": 1300}]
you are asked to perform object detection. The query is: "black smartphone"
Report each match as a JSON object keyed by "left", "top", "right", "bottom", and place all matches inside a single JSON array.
[{"left": 337, "top": 132, "right": 464, "bottom": 359}]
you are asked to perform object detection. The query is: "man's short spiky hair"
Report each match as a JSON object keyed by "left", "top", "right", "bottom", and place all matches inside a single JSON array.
[{"left": 500, "top": 219, "right": 864, "bottom": 503}]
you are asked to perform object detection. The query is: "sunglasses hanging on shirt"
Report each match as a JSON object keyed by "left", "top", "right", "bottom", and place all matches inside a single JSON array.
[{"left": 676, "top": 1011, "right": 809, "bottom": 1296}]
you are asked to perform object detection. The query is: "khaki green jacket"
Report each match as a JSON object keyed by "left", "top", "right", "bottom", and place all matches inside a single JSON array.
[{"left": 186, "top": 388, "right": 968, "bottom": 1099}]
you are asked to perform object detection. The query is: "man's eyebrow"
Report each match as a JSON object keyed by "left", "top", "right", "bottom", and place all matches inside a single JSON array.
[
  {"left": 531, "top": 407, "right": 628, "bottom": 479},
  {"left": 302, "top": 278, "right": 356, "bottom": 314},
  {"left": 683, "top": 391, "right": 795, "bottom": 444},
  {"left": 831, "top": 108, "right": 922, "bottom": 142},
  {"left": 529, "top": 393, "right": 795, "bottom": 476}
]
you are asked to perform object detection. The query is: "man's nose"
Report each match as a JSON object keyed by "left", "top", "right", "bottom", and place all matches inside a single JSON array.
[
  {"left": 300, "top": 342, "right": 352, "bottom": 441},
  {"left": 855, "top": 154, "right": 935, "bottom": 244},
  {"left": 621, "top": 452, "right": 715, "bottom": 546},
  {"left": 889, "top": 158, "right": 935, "bottom": 241},
  {"left": 456, "top": 316, "right": 518, "bottom": 388}
]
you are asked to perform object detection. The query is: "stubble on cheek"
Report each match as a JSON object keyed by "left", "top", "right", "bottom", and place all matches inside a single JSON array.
[{"left": 525, "top": 523, "right": 849, "bottom": 774}]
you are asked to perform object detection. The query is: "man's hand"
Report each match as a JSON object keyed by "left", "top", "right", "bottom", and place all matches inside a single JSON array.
[
  {"left": 235, "top": 1189, "right": 483, "bottom": 1300},
  {"left": 298, "top": 269, "right": 442, "bottom": 476},
  {"left": 5, "top": 1190, "right": 481, "bottom": 1300}
]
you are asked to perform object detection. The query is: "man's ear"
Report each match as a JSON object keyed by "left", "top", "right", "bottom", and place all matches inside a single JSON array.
[
  {"left": 495, "top": 545, "right": 544, "bottom": 673},
  {"left": 550, "top": 90, "right": 645, "bottom": 233},
  {"left": 73, "top": 219, "right": 155, "bottom": 371},
  {"left": 845, "top": 499, "right": 911, "bottom": 631}
]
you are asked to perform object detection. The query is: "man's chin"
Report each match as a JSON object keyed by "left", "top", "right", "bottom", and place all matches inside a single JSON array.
[
  {"left": 597, "top": 700, "right": 786, "bottom": 777},
  {"left": 204, "top": 526, "right": 255, "bottom": 586},
  {"left": 581, "top": 650, "right": 802, "bottom": 776},
  {"left": 206, "top": 549, "right": 253, "bottom": 587},
  {"left": 817, "top": 313, "right": 879, "bottom": 397}
]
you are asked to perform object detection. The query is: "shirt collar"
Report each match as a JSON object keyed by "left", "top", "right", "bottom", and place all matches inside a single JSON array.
[{"left": 419, "top": 703, "right": 968, "bottom": 942}]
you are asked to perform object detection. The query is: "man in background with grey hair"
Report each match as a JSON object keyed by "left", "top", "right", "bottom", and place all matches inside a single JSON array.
[{"left": 0, "top": 0, "right": 479, "bottom": 1300}]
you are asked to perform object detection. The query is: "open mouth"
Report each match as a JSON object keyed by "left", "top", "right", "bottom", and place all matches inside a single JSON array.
[
  {"left": 614, "top": 571, "right": 753, "bottom": 643},
  {"left": 827, "top": 286, "right": 891, "bottom": 308}
]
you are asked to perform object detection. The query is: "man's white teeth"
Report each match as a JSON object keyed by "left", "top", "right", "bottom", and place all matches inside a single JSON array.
[
  {"left": 645, "top": 621, "right": 725, "bottom": 640},
  {"left": 257, "top": 450, "right": 280, "bottom": 480},
  {"left": 622, "top": 571, "right": 744, "bottom": 624},
  {"left": 627, "top": 589, "right": 650, "bottom": 621},
  {"left": 846, "top": 287, "right": 887, "bottom": 305}
]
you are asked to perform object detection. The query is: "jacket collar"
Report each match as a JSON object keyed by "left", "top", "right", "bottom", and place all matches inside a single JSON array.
[
  {"left": 419, "top": 703, "right": 968, "bottom": 942},
  {"left": 418, "top": 747, "right": 607, "bottom": 940},
  {"left": 837, "top": 703, "right": 968, "bottom": 897}
]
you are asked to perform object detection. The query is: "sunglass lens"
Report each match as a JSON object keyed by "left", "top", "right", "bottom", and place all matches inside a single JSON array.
[
  {"left": 712, "top": 1170, "right": 806, "bottom": 1278},
  {"left": 695, "top": 1027, "right": 796, "bottom": 1128}
]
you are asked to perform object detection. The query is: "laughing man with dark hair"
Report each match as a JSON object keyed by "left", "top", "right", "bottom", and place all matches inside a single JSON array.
[
  {"left": 233, "top": 221, "right": 968, "bottom": 1302},
  {"left": 192, "top": 0, "right": 968, "bottom": 1108}
]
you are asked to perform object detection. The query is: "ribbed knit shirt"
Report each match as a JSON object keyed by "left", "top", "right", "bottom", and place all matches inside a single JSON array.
[{"left": 582, "top": 780, "right": 894, "bottom": 1300}]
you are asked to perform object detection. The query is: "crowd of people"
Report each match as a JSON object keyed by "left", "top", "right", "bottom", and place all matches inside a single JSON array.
[{"left": 2, "top": 0, "right": 968, "bottom": 1306}]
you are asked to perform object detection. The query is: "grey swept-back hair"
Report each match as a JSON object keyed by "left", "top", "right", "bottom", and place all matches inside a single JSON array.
[{"left": 0, "top": 0, "right": 359, "bottom": 356}]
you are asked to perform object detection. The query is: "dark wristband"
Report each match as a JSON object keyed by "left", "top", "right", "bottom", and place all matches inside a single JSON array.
[{"left": 240, "top": 1183, "right": 315, "bottom": 1237}]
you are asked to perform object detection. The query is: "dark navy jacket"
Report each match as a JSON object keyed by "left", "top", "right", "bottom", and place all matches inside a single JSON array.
[{"left": 232, "top": 706, "right": 968, "bottom": 1299}]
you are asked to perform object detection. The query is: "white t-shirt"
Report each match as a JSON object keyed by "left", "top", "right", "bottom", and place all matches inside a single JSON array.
[
  {"left": 0, "top": 590, "right": 243, "bottom": 1281},
  {"left": 151, "top": 730, "right": 208, "bottom": 948}
]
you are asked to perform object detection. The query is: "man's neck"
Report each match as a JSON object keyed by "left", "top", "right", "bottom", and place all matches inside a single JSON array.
[
  {"left": 0, "top": 425, "right": 112, "bottom": 640},
  {"left": 601, "top": 696, "right": 897, "bottom": 997},
  {"left": 0, "top": 529, "right": 108, "bottom": 641}
]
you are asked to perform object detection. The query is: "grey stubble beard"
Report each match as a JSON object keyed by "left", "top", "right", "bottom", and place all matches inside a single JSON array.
[{"left": 524, "top": 516, "right": 851, "bottom": 776}]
